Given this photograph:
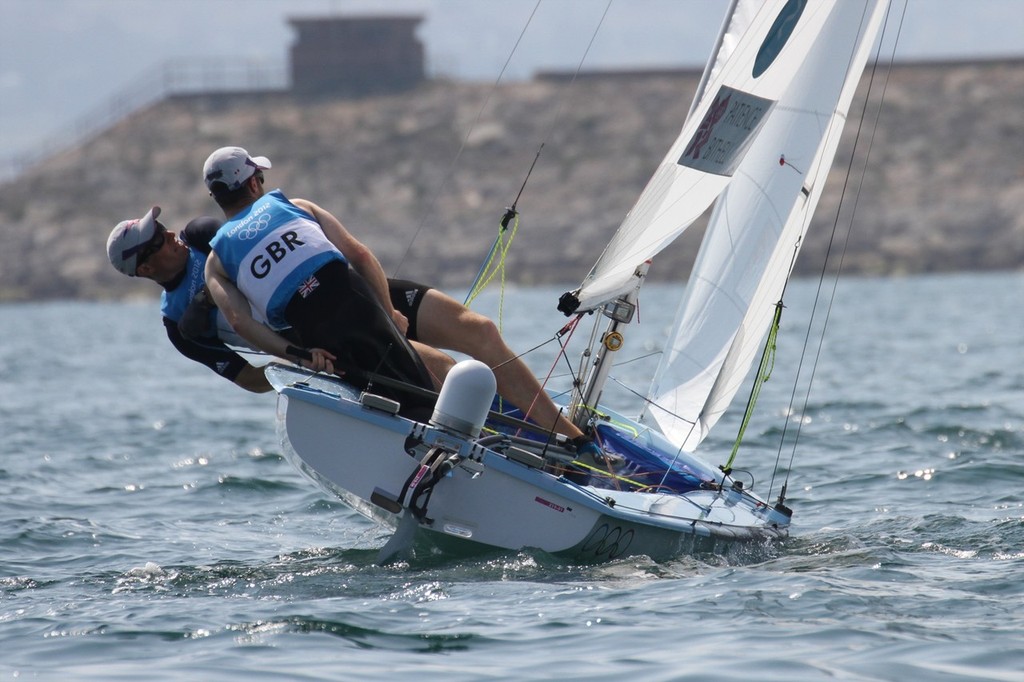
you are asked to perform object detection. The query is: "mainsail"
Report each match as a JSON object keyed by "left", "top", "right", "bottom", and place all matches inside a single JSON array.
[
  {"left": 568, "top": 0, "right": 858, "bottom": 313},
  {"left": 643, "top": 0, "right": 890, "bottom": 450}
]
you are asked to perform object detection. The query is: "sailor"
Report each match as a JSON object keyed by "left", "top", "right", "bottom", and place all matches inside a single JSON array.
[
  {"left": 202, "top": 147, "right": 442, "bottom": 416},
  {"left": 105, "top": 209, "right": 442, "bottom": 396},
  {"left": 200, "top": 146, "right": 602, "bottom": 452},
  {"left": 105, "top": 209, "right": 274, "bottom": 392}
]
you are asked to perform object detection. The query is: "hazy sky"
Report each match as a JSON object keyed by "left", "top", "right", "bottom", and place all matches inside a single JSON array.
[{"left": 1, "top": 0, "right": 1022, "bottom": 171}]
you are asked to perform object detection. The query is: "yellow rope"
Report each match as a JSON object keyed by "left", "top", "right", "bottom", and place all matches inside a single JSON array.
[
  {"left": 463, "top": 212, "right": 520, "bottom": 415},
  {"left": 464, "top": 212, "right": 520, "bottom": 313},
  {"left": 723, "top": 301, "right": 783, "bottom": 472},
  {"left": 567, "top": 460, "right": 647, "bottom": 488}
]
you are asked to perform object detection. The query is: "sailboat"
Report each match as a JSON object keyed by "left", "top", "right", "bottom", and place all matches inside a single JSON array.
[{"left": 266, "top": 0, "right": 891, "bottom": 562}]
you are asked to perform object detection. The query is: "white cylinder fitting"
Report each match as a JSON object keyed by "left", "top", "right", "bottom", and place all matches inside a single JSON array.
[{"left": 430, "top": 360, "right": 497, "bottom": 437}]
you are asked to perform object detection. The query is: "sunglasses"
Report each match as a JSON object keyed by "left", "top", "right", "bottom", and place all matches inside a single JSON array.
[{"left": 122, "top": 223, "right": 167, "bottom": 269}]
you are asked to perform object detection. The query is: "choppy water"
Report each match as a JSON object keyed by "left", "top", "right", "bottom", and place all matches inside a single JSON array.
[{"left": 2, "top": 272, "right": 1022, "bottom": 681}]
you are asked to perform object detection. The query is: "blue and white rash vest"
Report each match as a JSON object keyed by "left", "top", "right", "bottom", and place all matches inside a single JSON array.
[
  {"left": 161, "top": 247, "right": 208, "bottom": 325},
  {"left": 210, "top": 190, "right": 342, "bottom": 329},
  {"left": 160, "top": 247, "right": 250, "bottom": 348}
]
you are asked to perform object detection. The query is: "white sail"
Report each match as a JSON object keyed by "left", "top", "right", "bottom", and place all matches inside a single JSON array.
[
  {"left": 644, "top": 0, "right": 890, "bottom": 450},
  {"left": 690, "top": 0, "right": 760, "bottom": 118},
  {"left": 570, "top": 0, "right": 850, "bottom": 313}
]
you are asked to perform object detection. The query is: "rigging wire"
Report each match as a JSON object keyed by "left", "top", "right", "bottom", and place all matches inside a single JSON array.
[
  {"left": 767, "top": 0, "right": 908, "bottom": 504},
  {"left": 392, "top": 0, "right": 544, "bottom": 277},
  {"left": 464, "top": 0, "right": 615, "bottom": 312},
  {"left": 456, "top": 1, "right": 616, "bottom": 425},
  {"left": 516, "top": 317, "right": 583, "bottom": 431},
  {"left": 536, "top": 1, "right": 615, "bottom": 152},
  {"left": 489, "top": 318, "right": 579, "bottom": 373}
]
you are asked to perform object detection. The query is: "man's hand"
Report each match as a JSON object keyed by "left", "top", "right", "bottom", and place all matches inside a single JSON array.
[
  {"left": 178, "top": 286, "right": 215, "bottom": 339},
  {"left": 288, "top": 345, "right": 338, "bottom": 375},
  {"left": 391, "top": 310, "right": 410, "bottom": 335}
]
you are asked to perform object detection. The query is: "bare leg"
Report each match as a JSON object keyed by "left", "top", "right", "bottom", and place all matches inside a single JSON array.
[
  {"left": 410, "top": 339, "right": 456, "bottom": 390},
  {"left": 414, "top": 289, "right": 584, "bottom": 439}
]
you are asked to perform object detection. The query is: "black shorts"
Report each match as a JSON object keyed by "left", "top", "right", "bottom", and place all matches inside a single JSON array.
[
  {"left": 388, "top": 279, "right": 431, "bottom": 342},
  {"left": 283, "top": 260, "right": 435, "bottom": 414}
]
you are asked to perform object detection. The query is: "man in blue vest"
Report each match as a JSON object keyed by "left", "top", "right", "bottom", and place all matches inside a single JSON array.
[
  {"left": 202, "top": 147, "right": 443, "bottom": 416},
  {"left": 106, "top": 208, "right": 273, "bottom": 392},
  {"left": 200, "top": 146, "right": 601, "bottom": 452}
]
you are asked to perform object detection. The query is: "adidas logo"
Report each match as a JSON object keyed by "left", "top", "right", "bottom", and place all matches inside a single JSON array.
[{"left": 405, "top": 289, "right": 419, "bottom": 306}]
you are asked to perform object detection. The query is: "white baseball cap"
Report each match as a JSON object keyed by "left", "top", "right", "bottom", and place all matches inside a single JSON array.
[
  {"left": 106, "top": 206, "right": 162, "bottom": 276},
  {"left": 203, "top": 146, "right": 272, "bottom": 195}
]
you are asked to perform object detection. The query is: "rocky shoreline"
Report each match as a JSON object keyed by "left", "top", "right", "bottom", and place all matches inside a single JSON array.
[{"left": 0, "top": 59, "right": 1020, "bottom": 302}]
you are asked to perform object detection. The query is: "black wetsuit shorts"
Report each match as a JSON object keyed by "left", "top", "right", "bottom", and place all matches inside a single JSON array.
[
  {"left": 283, "top": 260, "right": 435, "bottom": 415},
  {"left": 387, "top": 279, "right": 432, "bottom": 342}
]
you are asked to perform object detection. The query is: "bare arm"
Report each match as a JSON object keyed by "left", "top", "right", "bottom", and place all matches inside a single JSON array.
[
  {"left": 292, "top": 198, "right": 408, "bottom": 333},
  {"left": 204, "top": 251, "right": 337, "bottom": 374},
  {"left": 232, "top": 364, "right": 273, "bottom": 393}
]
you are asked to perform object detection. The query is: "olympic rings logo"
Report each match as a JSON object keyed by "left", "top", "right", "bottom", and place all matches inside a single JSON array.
[
  {"left": 579, "top": 523, "right": 634, "bottom": 560},
  {"left": 235, "top": 212, "right": 272, "bottom": 240}
]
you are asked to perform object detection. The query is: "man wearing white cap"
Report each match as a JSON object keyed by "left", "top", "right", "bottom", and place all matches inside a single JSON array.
[
  {"left": 200, "top": 146, "right": 602, "bottom": 453},
  {"left": 105, "top": 209, "right": 273, "bottom": 392},
  {"left": 202, "top": 146, "right": 440, "bottom": 415}
]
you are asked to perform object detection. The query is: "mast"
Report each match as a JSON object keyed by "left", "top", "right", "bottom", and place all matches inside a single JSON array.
[
  {"left": 569, "top": 262, "right": 649, "bottom": 429},
  {"left": 687, "top": 0, "right": 742, "bottom": 121}
]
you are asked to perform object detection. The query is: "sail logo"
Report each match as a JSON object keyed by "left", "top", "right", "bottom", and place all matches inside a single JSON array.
[
  {"left": 678, "top": 85, "right": 774, "bottom": 177},
  {"left": 681, "top": 92, "right": 730, "bottom": 162}
]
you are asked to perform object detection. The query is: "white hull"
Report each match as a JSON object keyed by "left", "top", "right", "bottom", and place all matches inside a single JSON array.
[{"left": 268, "top": 364, "right": 789, "bottom": 562}]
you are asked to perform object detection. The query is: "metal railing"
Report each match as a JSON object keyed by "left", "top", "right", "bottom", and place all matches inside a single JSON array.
[{"left": 1, "top": 58, "right": 288, "bottom": 181}]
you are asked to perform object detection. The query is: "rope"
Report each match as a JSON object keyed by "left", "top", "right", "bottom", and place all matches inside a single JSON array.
[
  {"left": 514, "top": 315, "right": 581, "bottom": 430},
  {"left": 463, "top": 210, "right": 520, "bottom": 308},
  {"left": 722, "top": 301, "right": 783, "bottom": 473}
]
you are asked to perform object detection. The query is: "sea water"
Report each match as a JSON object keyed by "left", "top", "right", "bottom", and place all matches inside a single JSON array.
[{"left": 1, "top": 272, "right": 1021, "bottom": 681}]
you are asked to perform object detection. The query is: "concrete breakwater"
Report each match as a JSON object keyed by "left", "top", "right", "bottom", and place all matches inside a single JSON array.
[{"left": 0, "top": 59, "right": 1020, "bottom": 302}]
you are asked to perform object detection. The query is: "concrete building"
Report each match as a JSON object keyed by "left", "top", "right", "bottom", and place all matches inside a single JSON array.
[{"left": 288, "top": 16, "right": 425, "bottom": 97}]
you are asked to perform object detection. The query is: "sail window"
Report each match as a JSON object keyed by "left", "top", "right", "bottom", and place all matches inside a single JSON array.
[{"left": 753, "top": 0, "right": 807, "bottom": 78}]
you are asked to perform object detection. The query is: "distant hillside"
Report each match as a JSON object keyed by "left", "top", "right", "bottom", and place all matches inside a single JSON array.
[{"left": 0, "top": 59, "right": 1021, "bottom": 302}]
